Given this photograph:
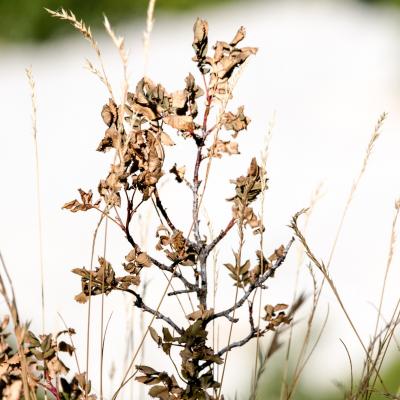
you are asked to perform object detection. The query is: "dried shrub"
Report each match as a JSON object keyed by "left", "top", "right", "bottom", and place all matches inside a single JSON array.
[
  {"left": 57, "top": 16, "right": 295, "bottom": 400},
  {"left": 0, "top": 11, "right": 302, "bottom": 400}
]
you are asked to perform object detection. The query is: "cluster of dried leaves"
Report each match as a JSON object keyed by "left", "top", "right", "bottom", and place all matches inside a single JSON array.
[
  {"left": 0, "top": 15, "right": 297, "bottom": 400},
  {"left": 1, "top": 6, "right": 395, "bottom": 400},
  {"left": 0, "top": 315, "right": 94, "bottom": 400},
  {"left": 59, "top": 18, "right": 296, "bottom": 400}
]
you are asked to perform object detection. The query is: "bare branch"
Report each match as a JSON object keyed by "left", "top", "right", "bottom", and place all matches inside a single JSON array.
[
  {"left": 207, "top": 237, "right": 294, "bottom": 323},
  {"left": 205, "top": 218, "right": 235, "bottom": 254},
  {"left": 150, "top": 258, "right": 197, "bottom": 291},
  {"left": 122, "top": 288, "right": 184, "bottom": 335},
  {"left": 153, "top": 188, "right": 176, "bottom": 232},
  {"left": 168, "top": 288, "right": 199, "bottom": 297}
]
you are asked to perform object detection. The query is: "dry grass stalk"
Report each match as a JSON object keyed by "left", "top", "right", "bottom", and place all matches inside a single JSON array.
[
  {"left": 26, "top": 66, "right": 46, "bottom": 334},
  {"left": 283, "top": 266, "right": 329, "bottom": 400},
  {"left": 279, "top": 184, "right": 324, "bottom": 400},
  {"left": 85, "top": 211, "right": 107, "bottom": 400},
  {"left": 46, "top": 8, "right": 115, "bottom": 100},
  {"left": 290, "top": 210, "right": 389, "bottom": 395},
  {"left": 143, "top": 0, "right": 157, "bottom": 75},
  {"left": 99, "top": 218, "right": 109, "bottom": 400},
  {"left": 250, "top": 112, "right": 275, "bottom": 400},
  {"left": 373, "top": 199, "right": 400, "bottom": 339},
  {"left": 57, "top": 312, "right": 82, "bottom": 375},
  {"left": 327, "top": 112, "right": 387, "bottom": 269}
]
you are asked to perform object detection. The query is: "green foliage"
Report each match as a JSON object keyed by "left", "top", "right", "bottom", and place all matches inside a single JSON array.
[
  {"left": 0, "top": 0, "right": 236, "bottom": 43},
  {"left": 258, "top": 357, "right": 400, "bottom": 400},
  {"left": 362, "top": 0, "right": 400, "bottom": 6}
]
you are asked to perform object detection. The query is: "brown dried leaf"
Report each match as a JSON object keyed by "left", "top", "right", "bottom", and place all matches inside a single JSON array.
[
  {"left": 223, "top": 106, "right": 251, "bottom": 136},
  {"left": 269, "top": 245, "right": 285, "bottom": 262},
  {"left": 136, "top": 252, "right": 152, "bottom": 268},
  {"left": 274, "top": 304, "right": 288, "bottom": 312},
  {"left": 125, "top": 249, "right": 137, "bottom": 262},
  {"left": 131, "top": 103, "right": 157, "bottom": 121},
  {"left": 47, "top": 356, "right": 69, "bottom": 378},
  {"left": 169, "top": 164, "right": 186, "bottom": 183},
  {"left": 149, "top": 385, "right": 169, "bottom": 399},
  {"left": 230, "top": 26, "right": 246, "bottom": 46},
  {"left": 171, "top": 90, "right": 187, "bottom": 109},
  {"left": 160, "top": 131, "right": 175, "bottom": 146},
  {"left": 74, "top": 292, "right": 88, "bottom": 304},
  {"left": 209, "top": 139, "right": 239, "bottom": 158},
  {"left": 186, "top": 305, "right": 214, "bottom": 321},
  {"left": 163, "top": 115, "right": 195, "bottom": 132},
  {"left": 101, "top": 99, "right": 118, "bottom": 127},
  {"left": 136, "top": 365, "right": 158, "bottom": 375},
  {"left": 118, "top": 275, "right": 141, "bottom": 289},
  {"left": 149, "top": 327, "right": 161, "bottom": 346},
  {"left": 192, "top": 18, "right": 209, "bottom": 73},
  {"left": 58, "top": 341, "right": 75, "bottom": 355}
]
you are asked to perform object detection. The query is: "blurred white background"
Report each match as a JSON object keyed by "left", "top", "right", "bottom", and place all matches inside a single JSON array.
[{"left": 1, "top": 0, "right": 400, "bottom": 398}]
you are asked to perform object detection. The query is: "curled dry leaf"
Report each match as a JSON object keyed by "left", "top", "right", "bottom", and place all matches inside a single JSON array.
[
  {"left": 186, "top": 305, "right": 214, "bottom": 321},
  {"left": 101, "top": 99, "right": 118, "bottom": 127},
  {"left": 269, "top": 245, "right": 285, "bottom": 262},
  {"left": 228, "top": 158, "right": 266, "bottom": 204},
  {"left": 230, "top": 26, "right": 246, "bottom": 46},
  {"left": 263, "top": 303, "right": 292, "bottom": 330},
  {"left": 63, "top": 189, "right": 100, "bottom": 213},
  {"left": 222, "top": 106, "right": 251, "bottom": 137},
  {"left": 171, "top": 90, "right": 187, "bottom": 109},
  {"left": 170, "top": 164, "right": 186, "bottom": 183},
  {"left": 163, "top": 115, "right": 195, "bottom": 132},
  {"left": 192, "top": 18, "right": 209, "bottom": 74},
  {"left": 209, "top": 139, "right": 239, "bottom": 158},
  {"left": 160, "top": 131, "right": 175, "bottom": 146}
]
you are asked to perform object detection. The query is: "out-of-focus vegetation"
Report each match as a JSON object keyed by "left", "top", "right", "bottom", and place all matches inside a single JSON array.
[
  {"left": 362, "top": 0, "right": 400, "bottom": 6},
  {"left": 1, "top": 0, "right": 399, "bottom": 43},
  {"left": 0, "top": 0, "right": 236, "bottom": 43},
  {"left": 259, "top": 357, "right": 400, "bottom": 399}
]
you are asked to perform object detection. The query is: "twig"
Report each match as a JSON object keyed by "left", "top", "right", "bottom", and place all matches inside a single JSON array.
[
  {"left": 117, "top": 288, "right": 184, "bottom": 335},
  {"left": 168, "top": 288, "right": 199, "bottom": 297},
  {"left": 206, "top": 218, "right": 235, "bottom": 254},
  {"left": 153, "top": 188, "right": 176, "bottom": 232},
  {"left": 208, "top": 238, "right": 294, "bottom": 324}
]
